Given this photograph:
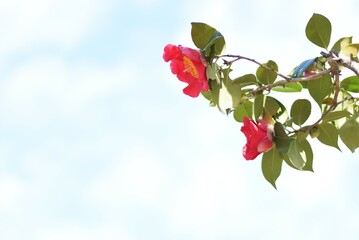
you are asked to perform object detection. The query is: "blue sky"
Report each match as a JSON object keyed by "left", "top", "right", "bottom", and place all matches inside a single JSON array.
[{"left": 0, "top": 0, "right": 359, "bottom": 239}]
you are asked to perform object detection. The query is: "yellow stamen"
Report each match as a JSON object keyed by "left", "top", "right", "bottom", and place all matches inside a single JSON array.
[{"left": 183, "top": 56, "right": 199, "bottom": 78}]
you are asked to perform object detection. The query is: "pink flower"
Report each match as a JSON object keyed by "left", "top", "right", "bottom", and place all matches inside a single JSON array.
[
  {"left": 240, "top": 117, "right": 274, "bottom": 160},
  {"left": 163, "top": 44, "right": 209, "bottom": 97}
]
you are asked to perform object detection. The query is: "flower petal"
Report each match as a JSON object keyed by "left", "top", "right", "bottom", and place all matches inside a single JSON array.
[
  {"left": 257, "top": 137, "right": 273, "bottom": 153},
  {"left": 163, "top": 44, "right": 182, "bottom": 62}
]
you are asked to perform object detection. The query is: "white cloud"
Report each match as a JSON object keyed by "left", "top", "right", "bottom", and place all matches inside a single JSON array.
[
  {"left": 87, "top": 146, "right": 167, "bottom": 209},
  {"left": 0, "top": 0, "right": 115, "bottom": 65},
  {"left": 0, "top": 57, "right": 134, "bottom": 127},
  {"left": 36, "top": 224, "right": 132, "bottom": 240}
]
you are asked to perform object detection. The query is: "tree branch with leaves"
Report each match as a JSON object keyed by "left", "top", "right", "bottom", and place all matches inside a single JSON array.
[{"left": 163, "top": 13, "right": 359, "bottom": 189}]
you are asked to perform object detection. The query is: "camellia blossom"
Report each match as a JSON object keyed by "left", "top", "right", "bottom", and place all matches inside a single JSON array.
[
  {"left": 240, "top": 117, "right": 274, "bottom": 160},
  {"left": 163, "top": 44, "right": 209, "bottom": 97}
]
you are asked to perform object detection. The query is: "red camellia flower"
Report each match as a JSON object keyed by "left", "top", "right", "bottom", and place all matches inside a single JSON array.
[
  {"left": 240, "top": 117, "right": 274, "bottom": 160},
  {"left": 163, "top": 44, "right": 209, "bottom": 97}
]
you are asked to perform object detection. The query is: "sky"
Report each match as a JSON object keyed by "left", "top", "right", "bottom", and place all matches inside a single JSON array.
[{"left": 0, "top": 0, "right": 359, "bottom": 239}]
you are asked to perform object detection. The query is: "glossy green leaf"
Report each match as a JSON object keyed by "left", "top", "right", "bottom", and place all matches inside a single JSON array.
[
  {"left": 254, "top": 93, "right": 264, "bottom": 119},
  {"left": 308, "top": 73, "right": 332, "bottom": 107},
  {"left": 317, "top": 122, "right": 340, "bottom": 150},
  {"left": 233, "top": 101, "right": 253, "bottom": 122},
  {"left": 290, "top": 99, "right": 311, "bottom": 126},
  {"left": 305, "top": 13, "right": 331, "bottom": 49},
  {"left": 210, "top": 67, "right": 242, "bottom": 113},
  {"left": 282, "top": 153, "right": 297, "bottom": 170},
  {"left": 274, "top": 122, "right": 293, "bottom": 153},
  {"left": 272, "top": 82, "right": 303, "bottom": 92},
  {"left": 301, "top": 139, "right": 314, "bottom": 172},
  {"left": 287, "top": 140, "right": 306, "bottom": 170},
  {"left": 340, "top": 76, "right": 359, "bottom": 93},
  {"left": 339, "top": 115, "right": 359, "bottom": 152},
  {"left": 191, "top": 22, "right": 225, "bottom": 55},
  {"left": 322, "top": 110, "right": 352, "bottom": 122},
  {"left": 262, "top": 147, "right": 283, "bottom": 189},
  {"left": 256, "top": 60, "right": 278, "bottom": 85},
  {"left": 331, "top": 36, "right": 352, "bottom": 52},
  {"left": 291, "top": 58, "right": 316, "bottom": 78},
  {"left": 341, "top": 43, "right": 359, "bottom": 58}
]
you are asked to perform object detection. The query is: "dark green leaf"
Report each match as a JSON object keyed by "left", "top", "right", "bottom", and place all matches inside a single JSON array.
[
  {"left": 308, "top": 73, "right": 332, "bottom": 107},
  {"left": 233, "top": 101, "right": 253, "bottom": 122},
  {"left": 318, "top": 122, "right": 340, "bottom": 150},
  {"left": 191, "top": 22, "right": 225, "bottom": 55},
  {"left": 340, "top": 76, "right": 359, "bottom": 93},
  {"left": 272, "top": 82, "right": 303, "bottom": 92},
  {"left": 256, "top": 60, "right": 278, "bottom": 85},
  {"left": 290, "top": 99, "right": 311, "bottom": 126},
  {"left": 274, "top": 122, "right": 293, "bottom": 153},
  {"left": 305, "top": 13, "right": 332, "bottom": 49},
  {"left": 254, "top": 93, "right": 264, "bottom": 119},
  {"left": 339, "top": 115, "right": 359, "bottom": 152},
  {"left": 262, "top": 147, "right": 283, "bottom": 189}
]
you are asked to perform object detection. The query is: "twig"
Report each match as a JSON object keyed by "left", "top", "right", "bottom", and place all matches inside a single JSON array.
[
  {"left": 251, "top": 69, "right": 331, "bottom": 93},
  {"left": 219, "top": 54, "right": 291, "bottom": 81}
]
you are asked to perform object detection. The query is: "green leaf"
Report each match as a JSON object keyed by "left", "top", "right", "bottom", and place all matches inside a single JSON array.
[
  {"left": 233, "top": 101, "right": 253, "bottom": 122},
  {"left": 305, "top": 13, "right": 332, "bottom": 49},
  {"left": 191, "top": 22, "right": 225, "bottom": 55},
  {"left": 339, "top": 115, "right": 359, "bottom": 152},
  {"left": 290, "top": 99, "right": 311, "bottom": 126},
  {"left": 341, "top": 43, "right": 359, "bottom": 58},
  {"left": 272, "top": 82, "right": 303, "bottom": 92},
  {"left": 206, "top": 63, "right": 220, "bottom": 84},
  {"left": 322, "top": 110, "right": 352, "bottom": 122},
  {"left": 287, "top": 140, "right": 306, "bottom": 170},
  {"left": 256, "top": 60, "right": 278, "bottom": 85},
  {"left": 317, "top": 122, "right": 340, "bottom": 150},
  {"left": 301, "top": 139, "right": 314, "bottom": 172},
  {"left": 264, "top": 96, "right": 280, "bottom": 116},
  {"left": 291, "top": 58, "right": 316, "bottom": 78},
  {"left": 232, "top": 74, "right": 257, "bottom": 87},
  {"left": 274, "top": 122, "right": 293, "bottom": 153},
  {"left": 254, "top": 93, "right": 264, "bottom": 119},
  {"left": 331, "top": 36, "right": 352, "bottom": 52},
  {"left": 201, "top": 90, "right": 212, "bottom": 101},
  {"left": 308, "top": 73, "right": 332, "bottom": 107},
  {"left": 210, "top": 67, "right": 242, "bottom": 113},
  {"left": 340, "top": 76, "right": 359, "bottom": 93},
  {"left": 262, "top": 147, "right": 283, "bottom": 189}
]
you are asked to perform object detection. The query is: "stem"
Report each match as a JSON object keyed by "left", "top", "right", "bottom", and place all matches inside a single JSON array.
[
  {"left": 219, "top": 54, "right": 291, "bottom": 81},
  {"left": 251, "top": 69, "right": 331, "bottom": 93}
]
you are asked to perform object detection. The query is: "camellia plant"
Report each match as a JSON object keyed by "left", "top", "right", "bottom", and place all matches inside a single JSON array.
[{"left": 163, "top": 13, "right": 359, "bottom": 189}]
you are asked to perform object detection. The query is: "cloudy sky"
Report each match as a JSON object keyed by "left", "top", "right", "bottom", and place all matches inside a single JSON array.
[{"left": 0, "top": 0, "right": 359, "bottom": 239}]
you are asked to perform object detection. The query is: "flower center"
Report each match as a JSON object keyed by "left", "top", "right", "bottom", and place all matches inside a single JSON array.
[{"left": 183, "top": 56, "right": 199, "bottom": 78}]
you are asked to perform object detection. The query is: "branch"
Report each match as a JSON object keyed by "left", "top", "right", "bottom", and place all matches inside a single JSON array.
[
  {"left": 337, "top": 53, "right": 359, "bottom": 77},
  {"left": 251, "top": 69, "right": 331, "bottom": 94},
  {"left": 219, "top": 54, "right": 291, "bottom": 81}
]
